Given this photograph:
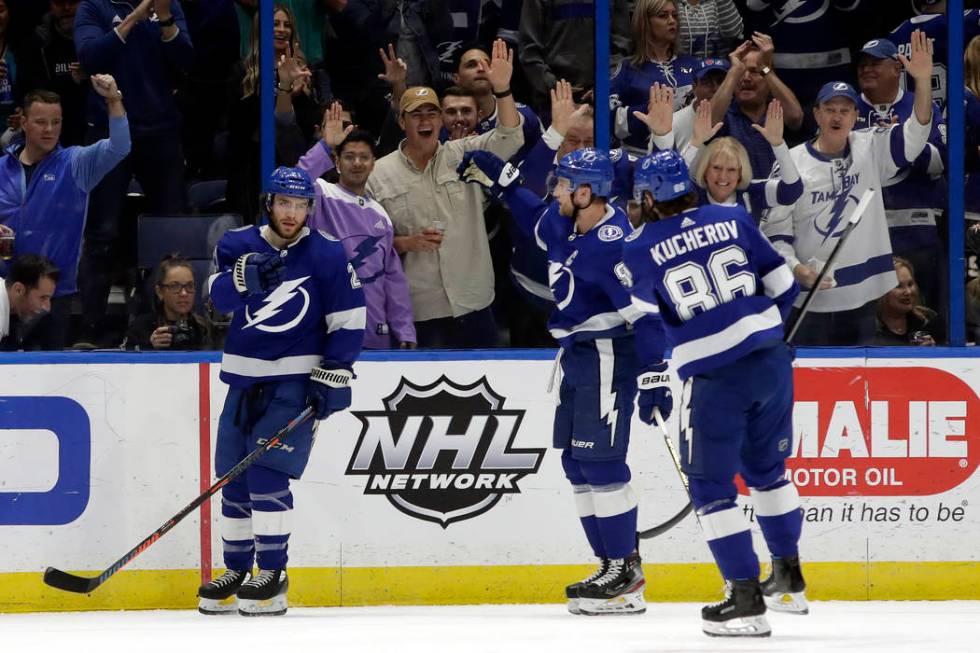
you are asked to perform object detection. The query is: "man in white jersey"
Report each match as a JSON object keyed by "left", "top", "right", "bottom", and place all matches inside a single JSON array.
[{"left": 762, "top": 30, "right": 934, "bottom": 345}]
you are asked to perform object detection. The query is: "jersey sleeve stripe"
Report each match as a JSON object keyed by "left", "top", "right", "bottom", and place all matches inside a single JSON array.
[
  {"left": 630, "top": 294, "right": 661, "bottom": 315},
  {"left": 324, "top": 306, "right": 367, "bottom": 333},
  {"left": 549, "top": 311, "right": 627, "bottom": 340},
  {"left": 762, "top": 265, "right": 794, "bottom": 300},
  {"left": 221, "top": 353, "right": 322, "bottom": 378},
  {"left": 670, "top": 306, "right": 783, "bottom": 373}
]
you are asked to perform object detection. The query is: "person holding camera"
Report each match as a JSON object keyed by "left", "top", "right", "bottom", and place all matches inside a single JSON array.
[{"left": 121, "top": 253, "right": 212, "bottom": 350}]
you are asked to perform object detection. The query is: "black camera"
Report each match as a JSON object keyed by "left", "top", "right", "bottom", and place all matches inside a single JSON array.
[{"left": 169, "top": 320, "right": 196, "bottom": 349}]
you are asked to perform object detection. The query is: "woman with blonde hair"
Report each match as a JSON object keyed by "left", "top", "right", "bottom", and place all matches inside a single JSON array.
[
  {"left": 610, "top": 0, "right": 700, "bottom": 153},
  {"left": 684, "top": 97, "right": 802, "bottom": 223},
  {"left": 875, "top": 256, "right": 944, "bottom": 346}
]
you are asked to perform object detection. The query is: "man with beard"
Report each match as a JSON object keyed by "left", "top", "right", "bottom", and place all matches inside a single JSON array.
[
  {"left": 198, "top": 166, "right": 365, "bottom": 616},
  {"left": 441, "top": 85, "right": 480, "bottom": 140},
  {"left": 0, "top": 254, "right": 59, "bottom": 350}
]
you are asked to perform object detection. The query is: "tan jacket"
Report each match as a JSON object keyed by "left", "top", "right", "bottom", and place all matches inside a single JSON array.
[{"left": 367, "top": 125, "right": 524, "bottom": 321}]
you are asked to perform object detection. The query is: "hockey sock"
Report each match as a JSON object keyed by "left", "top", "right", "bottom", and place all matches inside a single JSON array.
[
  {"left": 562, "top": 453, "right": 605, "bottom": 557},
  {"left": 572, "top": 484, "right": 607, "bottom": 558},
  {"left": 750, "top": 479, "right": 803, "bottom": 559},
  {"left": 591, "top": 484, "right": 638, "bottom": 559},
  {"left": 247, "top": 465, "right": 293, "bottom": 570},
  {"left": 220, "top": 477, "right": 254, "bottom": 571},
  {"left": 578, "top": 459, "right": 637, "bottom": 559},
  {"left": 699, "top": 501, "right": 759, "bottom": 581}
]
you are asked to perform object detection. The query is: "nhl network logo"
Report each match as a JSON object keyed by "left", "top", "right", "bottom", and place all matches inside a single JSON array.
[{"left": 346, "top": 376, "right": 546, "bottom": 527}]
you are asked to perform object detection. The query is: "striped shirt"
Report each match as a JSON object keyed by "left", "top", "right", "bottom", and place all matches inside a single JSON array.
[{"left": 676, "top": 0, "right": 743, "bottom": 60}]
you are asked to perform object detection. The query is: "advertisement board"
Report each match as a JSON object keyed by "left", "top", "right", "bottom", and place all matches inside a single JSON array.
[{"left": 1, "top": 351, "right": 978, "bottom": 612}]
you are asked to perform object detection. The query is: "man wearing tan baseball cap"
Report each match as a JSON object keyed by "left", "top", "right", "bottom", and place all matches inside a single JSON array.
[
  {"left": 368, "top": 40, "right": 524, "bottom": 348},
  {"left": 399, "top": 86, "right": 441, "bottom": 114}
]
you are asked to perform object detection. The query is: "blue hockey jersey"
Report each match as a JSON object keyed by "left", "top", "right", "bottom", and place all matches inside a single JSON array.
[
  {"left": 610, "top": 56, "right": 700, "bottom": 153},
  {"left": 890, "top": 10, "right": 980, "bottom": 115},
  {"left": 208, "top": 226, "right": 366, "bottom": 388},
  {"left": 621, "top": 204, "right": 799, "bottom": 380},
  {"left": 502, "top": 184, "right": 663, "bottom": 364}
]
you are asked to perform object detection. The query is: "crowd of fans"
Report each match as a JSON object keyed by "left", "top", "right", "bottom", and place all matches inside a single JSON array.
[{"left": 0, "top": 0, "right": 979, "bottom": 351}]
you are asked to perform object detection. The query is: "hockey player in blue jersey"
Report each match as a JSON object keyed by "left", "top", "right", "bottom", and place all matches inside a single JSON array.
[
  {"left": 623, "top": 150, "right": 805, "bottom": 637},
  {"left": 459, "top": 148, "right": 668, "bottom": 616},
  {"left": 197, "top": 167, "right": 366, "bottom": 616}
]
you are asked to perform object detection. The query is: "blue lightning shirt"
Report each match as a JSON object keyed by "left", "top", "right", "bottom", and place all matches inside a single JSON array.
[
  {"left": 622, "top": 205, "right": 798, "bottom": 380},
  {"left": 208, "top": 226, "right": 366, "bottom": 388}
]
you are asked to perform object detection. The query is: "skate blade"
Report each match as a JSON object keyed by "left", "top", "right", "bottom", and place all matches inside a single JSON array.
[
  {"left": 764, "top": 590, "right": 809, "bottom": 615},
  {"left": 567, "top": 598, "right": 582, "bottom": 615},
  {"left": 702, "top": 615, "right": 771, "bottom": 637},
  {"left": 578, "top": 590, "right": 646, "bottom": 616},
  {"left": 238, "top": 595, "right": 288, "bottom": 617},
  {"left": 197, "top": 596, "right": 239, "bottom": 615}
]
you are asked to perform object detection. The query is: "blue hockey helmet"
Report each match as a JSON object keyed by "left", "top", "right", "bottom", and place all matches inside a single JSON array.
[
  {"left": 556, "top": 148, "right": 614, "bottom": 198},
  {"left": 633, "top": 150, "right": 692, "bottom": 202},
  {"left": 267, "top": 166, "right": 315, "bottom": 201}
]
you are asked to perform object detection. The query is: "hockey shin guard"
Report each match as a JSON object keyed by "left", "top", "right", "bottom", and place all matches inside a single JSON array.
[
  {"left": 220, "top": 476, "right": 254, "bottom": 571},
  {"left": 247, "top": 465, "right": 293, "bottom": 570},
  {"left": 750, "top": 479, "right": 803, "bottom": 559}
]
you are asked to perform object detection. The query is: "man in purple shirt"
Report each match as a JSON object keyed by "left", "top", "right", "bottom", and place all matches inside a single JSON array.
[{"left": 298, "top": 111, "right": 416, "bottom": 350}]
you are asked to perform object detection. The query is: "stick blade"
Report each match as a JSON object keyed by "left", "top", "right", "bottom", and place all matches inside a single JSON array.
[{"left": 44, "top": 567, "right": 100, "bottom": 594}]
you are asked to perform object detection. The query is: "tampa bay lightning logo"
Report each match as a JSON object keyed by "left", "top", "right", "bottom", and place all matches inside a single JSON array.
[
  {"left": 816, "top": 192, "right": 859, "bottom": 243},
  {"left": 749, "top": 0, "right": 830, "bottom": 27},
  {"left": 244, "top": 276, "right": 311, "bottom": 333},
  {"left": 598, "top": 225, "right": 624, "bottom": 242},
  {"left": 348, "top": 235, "right": 384, "bottom": 285}
]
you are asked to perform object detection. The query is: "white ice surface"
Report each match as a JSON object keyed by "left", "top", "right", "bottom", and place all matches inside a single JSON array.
[{"left": 4, "top": 602, "right": 979, "bottom": 653}]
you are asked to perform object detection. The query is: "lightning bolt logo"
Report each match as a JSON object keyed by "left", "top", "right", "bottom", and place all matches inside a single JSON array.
[
  {"left": 349, "top": 236, "right": 384, "bottom": 285},
  {"left": 771, "top": 0, "right": 825, "bottom": 27},
  {"left": 244, "top": 276, "right": 311, "bottom": 333},
  {"left": 817, "top": 192, "right": 858, "bottom": 244}
]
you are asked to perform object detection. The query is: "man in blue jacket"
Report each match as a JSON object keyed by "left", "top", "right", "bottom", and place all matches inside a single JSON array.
[
  {"left": 0, "top": 74, "right": 130, "bottom": 349},
  {"left": 74, "top": 0, "right": 194, "bottom": 346}
]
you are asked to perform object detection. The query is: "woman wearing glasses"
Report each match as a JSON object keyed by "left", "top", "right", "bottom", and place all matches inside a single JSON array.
[{"left": 123, "top": 253, "right": 213, "bottom": 350}]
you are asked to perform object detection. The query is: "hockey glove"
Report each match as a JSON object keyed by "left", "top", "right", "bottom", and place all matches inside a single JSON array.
[
  {"left": 457, "top": 150, "right": 522, "bottom": 198},
  {"left": 307, "top": 364, "right": 353, "bottom": 420},
  {"left": 233, "top": 252, "right": 285, "bottom": 296},
  {"left": 637, "top": 362, "right": 673, "bottom": 425}
]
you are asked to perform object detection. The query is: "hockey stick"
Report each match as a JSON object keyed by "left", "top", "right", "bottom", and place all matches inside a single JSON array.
[
  {"left": 785, "top": 189, "right": 875, "bottom": 343},
  {"left": 638, "top": 407, "right": 695, "bottom": 539},
  {"left": 43, "top": 406, "right": 315, "bottom": 594}
]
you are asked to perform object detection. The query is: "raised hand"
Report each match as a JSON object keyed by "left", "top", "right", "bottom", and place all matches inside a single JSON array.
[
  {"left": 486, "top": 38, "right": 514, "bottom": 92},
  {"left": 277, "top": 54, "right": 311, "bottom": 94},
  {"left": 91, "top": 74, "right": 121, "bottom": 99},
  {"left": 691, "top": 99, "right": 723, "bottom": 148},
  {"left": 900, "top": 29, "right": 934, "bottom": 85},
  {"left": 377, "top": 43, "right": 407, "bottom": 88},
  {"left": 322, "top": 101, "right": 353, "bottom": 147},
  {"left": 751, "top": 99, "right": 785, "bottom": 146},
  {"left": 728, "top": 40, "right": 752, "bottom": 76},
  {"left": 131, "top": 0, "right": 155, "bottom": 22},
  {"left": 632, "top": 82, "right": 674, "bottom": 136},
  {"left": 550, "top": 79, "right": 577, "bottom": 136},
  {"left": 751, "top": 32, "right": 775, "bottom": 69}
]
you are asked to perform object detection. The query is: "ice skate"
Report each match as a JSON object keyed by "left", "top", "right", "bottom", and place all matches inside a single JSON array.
[
  {"left": 565, "top": 559, "right": 609, "bottom": 615},
  {"left": 761, "top": 555, "right": 809, "bottom": 615},
  {"left": 577, "top": 551, "right": 645, "bottom": 615},
  {"left": 702, "top": 579, "right": 771, "bottom": 637},
  {"left": 237, "top": 569, "right": 288, "bottom": 616},
  {"left": 197, "top": 569, "right": 250, "bottom": 615}
]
